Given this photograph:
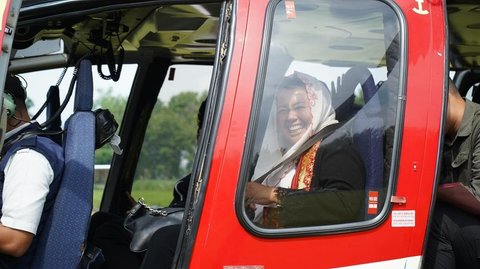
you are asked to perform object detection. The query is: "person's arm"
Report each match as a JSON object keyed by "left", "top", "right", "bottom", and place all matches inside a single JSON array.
[
  {"left": 438, "top": 123, "right": 480, "bottom": 214},
  {"left": 469, "top": 125, "right": 480, "bottom": 198},
  {"left": 437, "top": 183, "right": 480, "bottom": 216},
  {"left": 0, "top": 225, "right": 33, "bottom": 257},
  {"left": 275, "top": 139, "right": 366, "bottom": 227},
  {"left": 1, "top": 149, "right": 53, "bottom": 257},
  {"left": 246, "top": 138, "right": 366, "bottom": 227}
]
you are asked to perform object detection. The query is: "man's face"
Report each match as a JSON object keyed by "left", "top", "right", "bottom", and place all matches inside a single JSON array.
[{"left": 276, "top": 87, "right": 313, "bottom": 148}]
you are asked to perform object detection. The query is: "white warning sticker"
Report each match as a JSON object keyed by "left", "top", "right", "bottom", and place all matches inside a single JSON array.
[{"left": 392, "top": 210, "right": 415, "bottom": 227}]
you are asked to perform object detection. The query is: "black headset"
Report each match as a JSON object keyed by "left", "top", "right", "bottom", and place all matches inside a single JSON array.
[{"left": 3, "top": 74, "right": 27, "bottom": 119}]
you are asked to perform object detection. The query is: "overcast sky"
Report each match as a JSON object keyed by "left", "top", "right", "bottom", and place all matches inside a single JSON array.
[{"left": 21, "top": 64, "right": 212, "bottom": 122}]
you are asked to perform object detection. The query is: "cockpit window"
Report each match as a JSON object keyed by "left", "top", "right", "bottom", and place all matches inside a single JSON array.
[{"left": 241, "top": 0, "right": 404, "bottom": 233}]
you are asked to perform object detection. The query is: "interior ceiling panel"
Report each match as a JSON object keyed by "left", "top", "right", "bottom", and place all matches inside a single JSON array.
[
  {"left": 448, "top": 2, "right": 480, "bottom": 69},
  {"left": 13, "top": 2, "right": 222, "bottom": 64}
]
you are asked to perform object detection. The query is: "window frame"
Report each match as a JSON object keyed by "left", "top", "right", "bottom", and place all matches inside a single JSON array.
[{"left": 236, "top": 0, "right": 408, "bottom": 238}]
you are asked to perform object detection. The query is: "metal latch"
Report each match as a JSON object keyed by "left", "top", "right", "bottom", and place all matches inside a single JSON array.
[{"left": 390, "top": 196, "right": 406, "bottom": 205}]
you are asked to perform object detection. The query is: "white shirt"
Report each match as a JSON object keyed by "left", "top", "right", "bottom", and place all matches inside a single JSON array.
[{"left": 1, "top": 124, "right": 54, "bottom": 235}]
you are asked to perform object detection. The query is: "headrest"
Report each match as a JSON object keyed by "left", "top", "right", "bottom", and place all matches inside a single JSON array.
[{"left": 74, "top": 60, "right": 93, "bottom": 111}]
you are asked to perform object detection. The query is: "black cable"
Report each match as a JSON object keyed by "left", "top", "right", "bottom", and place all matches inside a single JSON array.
[
  {"left": 31, "top": 99, "right": 49, "bottom": 120},
  {"left": 39, "top": 55, "right": 92, "bottom": 129},
  {"left": 97, "top": 33, "right": 124, "bottom": 82},
  {"left": 32, "top": 45, "right": 76, "bottom": 121}
]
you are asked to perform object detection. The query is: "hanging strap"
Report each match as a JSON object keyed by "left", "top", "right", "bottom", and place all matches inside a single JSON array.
[{"left": 254, "top": 122, "right": 343, "bottom": 184}]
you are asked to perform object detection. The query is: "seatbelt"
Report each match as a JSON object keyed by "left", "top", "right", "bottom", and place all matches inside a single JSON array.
[
  {"left": 1, "top": 129, "right": 63, "bottom": 156},
  {"left": 254, "top": 122, "right": 342, "bottom": 184}
]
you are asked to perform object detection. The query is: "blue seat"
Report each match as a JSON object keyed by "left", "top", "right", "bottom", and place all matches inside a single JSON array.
[
  {"left": 333, "top": 66, "right": 378, "bottom": 122},
  {"left": 351, "top": 95, "right": 384, "bottom": 219},
  {"left": 336, "top": 65, "right": 384, "bottom": 220},
  {"left": 31, "top": 59, "right": 95, "bottom": 268}
]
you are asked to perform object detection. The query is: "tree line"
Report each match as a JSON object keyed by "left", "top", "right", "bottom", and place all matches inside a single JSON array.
[{"left": 94, "top": 88, "right": 207, "bottom": 180}]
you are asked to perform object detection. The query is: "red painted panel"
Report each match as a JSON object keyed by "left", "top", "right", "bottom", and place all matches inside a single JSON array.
[
  {"left": 189, "top": 0, "right": 446, "bottom": 268},
  {"left": 0, "top": 0, "right": 12, "bottom": 57}
]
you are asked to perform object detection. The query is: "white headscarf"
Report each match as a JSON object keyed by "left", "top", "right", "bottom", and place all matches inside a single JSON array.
[
  {"left": 251, "top": 72, "right": 337, "bottom": 223},
  {"left": 252, "top": 71, "right": 338, "bottom": 188}
]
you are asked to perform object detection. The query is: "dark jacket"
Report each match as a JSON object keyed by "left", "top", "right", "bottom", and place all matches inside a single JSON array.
[
  {"left": 441, "top": 100, "right": 480, "bottom": 199},
  {"left": 269, "top": 136, "right": 366, "bottom": 228}
]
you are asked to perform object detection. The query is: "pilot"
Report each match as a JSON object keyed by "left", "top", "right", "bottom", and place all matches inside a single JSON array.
[{"left": 0, "top": 73, "right": 64, "bottom": 268}]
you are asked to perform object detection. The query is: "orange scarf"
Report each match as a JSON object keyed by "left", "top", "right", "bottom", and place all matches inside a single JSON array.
[
  {"left": 261, "top": 141, "right": 320, "bottom": 228},
  {"left": 290, "top": 141, "right": 320, "bottom": 190}
]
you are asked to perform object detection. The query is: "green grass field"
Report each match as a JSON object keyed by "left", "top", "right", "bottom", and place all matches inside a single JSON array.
[{"left": 93, "top": 179, "right": 177, "bottom": 211}]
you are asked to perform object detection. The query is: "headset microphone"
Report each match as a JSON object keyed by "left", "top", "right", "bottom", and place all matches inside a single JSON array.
[{"left": 3, "top": 93, "right": 16, "bottom": 119}]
